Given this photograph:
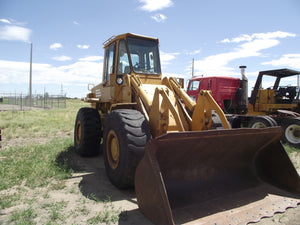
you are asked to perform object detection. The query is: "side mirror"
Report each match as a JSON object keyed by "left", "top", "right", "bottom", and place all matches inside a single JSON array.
[{"left": 88, "top": 84, "right": 95, "bottom": 91}]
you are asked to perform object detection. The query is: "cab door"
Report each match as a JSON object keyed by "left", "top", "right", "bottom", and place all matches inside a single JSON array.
[{"left": 100, "top": 43, "right": 116, "bottom": 101}]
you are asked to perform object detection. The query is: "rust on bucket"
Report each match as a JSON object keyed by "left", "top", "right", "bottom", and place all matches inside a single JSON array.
[{"left": 135, "top": 127, "right": 300, "bottom": 225}]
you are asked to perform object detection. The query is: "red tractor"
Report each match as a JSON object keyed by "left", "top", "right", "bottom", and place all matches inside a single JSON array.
[{"left": 187, "top": 66, "right": 300, "bottom": 148}]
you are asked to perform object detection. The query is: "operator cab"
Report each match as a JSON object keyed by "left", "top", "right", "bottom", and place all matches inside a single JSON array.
[
  {"left": 102, "top": 33, "right": 162, "bottom": 85},
  {"left": 249, "top": 68, "right": 300, "bottom": 105}
]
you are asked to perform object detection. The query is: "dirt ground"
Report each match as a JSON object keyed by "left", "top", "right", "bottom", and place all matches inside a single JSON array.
[{"left": 1, "top": 136, "right": 300, "bottom": 224}]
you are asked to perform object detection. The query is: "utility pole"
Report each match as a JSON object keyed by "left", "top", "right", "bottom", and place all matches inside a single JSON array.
[
  {"left": 61, "top": 83, "right": 63, "bottom": 96},
  {"left": 192, "top": 58, "right": 194, "bottom": 77},
  {"left": 29, "top": 43, "right": 33, "bottom": 107},
  {"left": 297, "top": 75, "right": 300, "bottom": 100}
]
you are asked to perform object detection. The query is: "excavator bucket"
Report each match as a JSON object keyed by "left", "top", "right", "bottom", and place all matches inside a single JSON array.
[{"left": 135, "top": 127, "right": 300, "bottom": 225}]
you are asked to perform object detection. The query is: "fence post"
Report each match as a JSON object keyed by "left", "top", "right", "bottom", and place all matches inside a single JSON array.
[{"left": 20, "top": 93, "right": 23, "bottom": 111}]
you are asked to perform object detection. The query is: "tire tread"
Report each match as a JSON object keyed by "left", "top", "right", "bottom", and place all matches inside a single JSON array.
[{"left": 103, "top": 109, "right": 151, "bottom": 189}]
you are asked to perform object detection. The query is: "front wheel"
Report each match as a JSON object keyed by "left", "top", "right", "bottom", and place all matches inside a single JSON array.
[
  {"left": 103, "top": 109, "right": 151, "bottom": 189},
  {"left": 282, "top": 118, "right": 300, "bottom": 148},
  {"left": 248, "top": 116, "right": 277, "bottom": 128}
]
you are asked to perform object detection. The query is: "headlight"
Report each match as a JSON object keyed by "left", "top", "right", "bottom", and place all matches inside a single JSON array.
[
  {"left": 116, "top": 76, "right": 123, "bottom": 85},
  {"left": 191, "top": 95, "right": 196, "bottom": 102}
]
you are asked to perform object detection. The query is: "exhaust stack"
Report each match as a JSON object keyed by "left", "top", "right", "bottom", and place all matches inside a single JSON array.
[
  {"left": 240, "top": 65, "right": 247, "bottom": 80},
  {"left": 237, "top": 65, "right": 248, "bottom": 114}
]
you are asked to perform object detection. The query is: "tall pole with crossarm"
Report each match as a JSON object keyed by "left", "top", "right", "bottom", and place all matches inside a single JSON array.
[
  {"left": 192, "top": 58, "right": 194, "bottom": 77},
  {"left": 29, "top": 43, "right": 32, "bottom": 107}
]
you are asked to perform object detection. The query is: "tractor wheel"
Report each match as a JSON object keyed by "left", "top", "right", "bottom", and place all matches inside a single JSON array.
[
  {"left": 248, "top": 116, "right": 276, "bottom": 128},
  {"left": 74, "top": 107, "right": 102, "bottom": 157},
  {"left": 266, "top": 116, "right": 278, "bottom": 127},
  {"left": 211, "top": 110, "right": 231, "bottom": 129},
  {"left": 282, "top": 118, "right": 300, "bottom": 148},
  {"left": 103, "top": 109, "right": 151, "bottom": 189}
]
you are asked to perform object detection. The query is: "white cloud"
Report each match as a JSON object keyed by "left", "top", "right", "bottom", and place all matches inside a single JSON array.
[
  {"left": 253, "top": 31, "right": 296, "bottom": 40},
  {"left": 0, "top": 59, "right": 102, "bottom": 87},
  {"left": 221, "top": 34, "right": 252, "bottom": 43},
  {"left": 0, "top": 25, "right": 31, "bottom": 42},
  {"left": 238, "top": 39, "right": 280, "bottom": 57},
  {"left": 195, "top": 31, "right": 297, "bottom": 75},
  {"left": 77, "top": 44, "right": 90, "bottom": 49},
  {"left": 160, "top": 51, "right": 179, "bottom": 65},
  {"left": 73, "top": 21, "right": 80, "bottom": 25},
  {"left": 185, "top": 49, "right": 201, "bottom": 55},
  {"left": 262, "top": 54, "right": 300, "bottom": 69},
  {"left": 52, "top": 55, "right": 72, "bottom": 61},
  {"left": 139, "top": 0, "right": 173, "bottom": 12},
  {"left": 151, "top": 14, "right": 167, "bottom": 22},
  {"left": 79, "top": 56, "right": 103, "bottom": 62},
  {"left": 221, "top": 31, "right": 296, "bottom": 43},
  {"left": 163, "top": 72, "right": 188, "bottom": 79},
  {"left": 49, "top": 43, "right": 63, "bottom": 50},
  {"left": 0, "top": 19, "right": 11, "bottom": 24}
]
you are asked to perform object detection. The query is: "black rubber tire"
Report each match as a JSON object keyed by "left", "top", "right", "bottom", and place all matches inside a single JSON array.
[
  {"left": 248, "top": 116, "right": 276, "bottom": 128},
  {"left": 265, "top": 116, "right": 278, "bottom": 127},
  {"left": 210, "top": 110, "right": 232, "bottom": 129},
  {"left": 282, "top": 118, "right": 300, "bottom": 148},
  {"left": 103, "top": 109, "right": 151, "bottom": 189},
  {"left": 226, "top": 115, "right": 241, "bottom": 128},
  {"left": 74, "top": 107, "right": 102, "bottom": 157}
]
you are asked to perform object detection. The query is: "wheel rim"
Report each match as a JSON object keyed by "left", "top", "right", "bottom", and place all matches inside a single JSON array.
[
  {"left": 285, "top": 124, "right": 300, "bottom": 144},
  {"left": 251, "top": 122, "right": 267, "bottom": 128},
  {"left": 106, "top": 130, "right": 120, "bottom": 169},
  {"left": 75, "top": 120, "right": 82, "bottom": 146}
]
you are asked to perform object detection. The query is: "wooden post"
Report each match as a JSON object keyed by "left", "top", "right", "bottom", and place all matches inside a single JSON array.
[{"left": 29, "top": 43, "right": 33, "bottom": 107}]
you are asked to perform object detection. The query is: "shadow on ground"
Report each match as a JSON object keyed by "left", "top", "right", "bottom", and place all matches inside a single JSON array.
[{"left": 56, "top": 144, "right": 152, "bottom": 225}]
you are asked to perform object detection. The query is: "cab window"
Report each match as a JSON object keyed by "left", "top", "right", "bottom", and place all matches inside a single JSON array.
[
  {"left": 103, "top": 43, "right": 115, "bottom": 82},
  {"left": 117, "top": 40, "right": 130, "bottom": 74},
  {"left": 188, "top": 80, "right": 200, "bottom": 91},
  {"left": 127, "top": 36, "right": 161, "bottom": 75}
]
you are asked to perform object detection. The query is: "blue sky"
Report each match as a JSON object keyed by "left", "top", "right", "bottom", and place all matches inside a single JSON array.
[{"left": 0, "top": 0, "right": 300, "bottom": 97}]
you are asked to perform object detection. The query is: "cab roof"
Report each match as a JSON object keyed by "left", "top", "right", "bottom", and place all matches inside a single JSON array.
[
  {"left": 103, "top": 33, "right": 159, "bottom": 48},
  {"left": 259, "top": 68, "right": 300, "bottom": 78}
]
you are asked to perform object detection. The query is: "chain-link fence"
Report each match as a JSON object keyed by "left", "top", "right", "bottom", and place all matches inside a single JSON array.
[{"left": 0, "top": 93, "right": 66, "bottom": 110}]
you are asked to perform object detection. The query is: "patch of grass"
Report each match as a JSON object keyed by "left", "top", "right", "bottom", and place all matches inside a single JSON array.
[
  {"left": 0, "top": 100, "right": 86, "bottom": 193},
  {"left": 49, "top": 201, "right": 68, "bottom": 222},
  {"left": 0, "top": 193, "right": 21, "bottom": 209},
  {"left": 88, "top": 193, "right": 101, "bottom": 202},
  {"left": 0, "top": 99, "right": 92, "bottom": 223},
  {"left": 284, "top": 144, "right": 300, "bottom": 154},
  {"left": 50, "top": 180, "right": 67, "bottom": 190},
  {"left": 0, "top": 138, "right": 74, "bottom": 191},
  {"left": 74, "top": 205, "right": 89, "bottom": 216},
  {"left": 9, "top": 206, "right": 37, "bottom": 225},
  {"left": 87, "top": 196, "right": 121, "bottom": 225},
  {"left": 0, "top": 99, "right": 86, "bottom": 141},
  {"left": 41, "top": 201, "right": 68, "bottom": 223}
]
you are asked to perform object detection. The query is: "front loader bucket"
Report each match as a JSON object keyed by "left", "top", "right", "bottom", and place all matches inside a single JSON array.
[{"left": 135, "top": 127, "right": 300, "bottom": 225}]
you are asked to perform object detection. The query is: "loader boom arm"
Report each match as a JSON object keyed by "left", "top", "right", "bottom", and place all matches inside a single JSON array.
[{"left": 129, "top": 74, "right": 230, "bottom": 137}]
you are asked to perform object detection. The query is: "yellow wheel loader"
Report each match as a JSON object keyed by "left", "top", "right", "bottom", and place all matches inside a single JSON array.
[{"left": 74, "top": 33, "right": 300, "bottom": 225}]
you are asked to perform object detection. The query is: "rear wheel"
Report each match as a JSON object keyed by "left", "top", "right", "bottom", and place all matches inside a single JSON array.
[
  {"left": 211, "top": 110, "right": 231, "bottom": 129},
  {"left": 282, "top": 118, "right": 300, "bottom": 148},
  {"left": 248, "top": 116, "right": 277, "bottom": 128},
  {"left": 103, "top": 109, "right": 151, "bottom": 189},
  {"left": 74, "top": 107, "right": 102, "bottom": 156}
]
